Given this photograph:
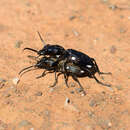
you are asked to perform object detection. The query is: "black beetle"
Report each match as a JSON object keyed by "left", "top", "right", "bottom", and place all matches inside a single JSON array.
[
  {"left": 24, "top": 32, "right": 66, "bottom": 59},
  {"left": 19, "top": 32, "right": 111, "bottom": 94},
  {"left": 24, "top": 32, "right": 111, "bottom": 78},
  {"left": 66, "top": 49, "right": 111, "bottom": 76},
  {"left": 19, "top": 55, "right": 111, "bottom": 94}
]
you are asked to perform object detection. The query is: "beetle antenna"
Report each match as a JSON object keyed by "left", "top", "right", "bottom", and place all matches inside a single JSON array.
[
  {"left": 19, "top": 68, "right": 39, "bottom": 77},
  {"left": 23, "top": 48, "right": 38, "bottom": 53},
  {"left": 19, "top": 65, "right": 34, "bottom": 75},
  {"left": 37, "top": 31, "right": 46, "bottom": 46}
]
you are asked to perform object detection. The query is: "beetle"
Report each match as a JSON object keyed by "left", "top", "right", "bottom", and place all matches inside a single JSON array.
[
  {"left": 19, "top": 32, "right": 111, "bottom": 94},
  {"left": 19, "top": 55, "right": 111, "bottom": 95},
  {"left": 24, "top": 32, "right": 66, "bottom": 59},
  {"left": 65, "top": 49, "right": 112, "bottom": 76},
  {"left": 24, "top": 32, "right": 111, "bottom": 77}
]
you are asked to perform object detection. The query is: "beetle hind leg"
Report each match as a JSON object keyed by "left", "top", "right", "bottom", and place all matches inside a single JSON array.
[
  {"left": 91, "top": 58, "right": 112, "bottom": 75},
  {"left": 72, "top": 75, "right": 86, "bottom": 94},
  {"left": 93, "top": 76, "right": 111, "bottom": 87}
]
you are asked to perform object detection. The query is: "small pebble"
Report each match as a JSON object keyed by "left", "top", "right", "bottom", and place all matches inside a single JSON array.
[
  {"left": 88, "top": 111, "right": 95, "bottom": 118},
  {"left": 69, "top": 15, "right": 76, "bottom": 20},
  {"left": 102, "top": 0, "right": 108, "bottom": 3},
  {"left": 89, "top": 99, "right": 97, "bottom": 107},
  {"left": 110, "top": 45, "right": 117, "bottom": 54},
  {"left": 5, "top": 93, "right": 11, "bottom": 98},
  {"left": 49, "top": 87, "right": 55, "bottom": 92},
  {"left": 18, "top": 120, "right": 32, "bottom": 127},
  {"left": 108, "top": 122, "right": 112, "bottom": 127},
  {"left": 108, "top": 87, "right": 114, "bottom": 92},
  {"left": 120, "top": 15, "right": 124, "bottom": 19},
  {"left": 101, "top": 76, "right": 104, "bottom": 80},
  {"left": 15, "top": 40, "right": 23, "bottom": 48},
  {"left": 115, "top": 85, "right": 123, "bottom": 90},
  {"left": 109, "top": 5, "right": 117, "bottom": 10},
  {"left": 0, "top": 78, "right": 6, "bottom": 89},
  {"left": 75, "top": 88, "right": 83, "bottom": 93},
  {"left": 70, "top": 90, "right": 75, "bottom": 94},
  {"left": 120, "top": 28, "right": 126, "bottom": 33},
  {"left": 72, "top": 29, "right": 79, "bottom": 37},
  {"left": 64, "top": 98, "right": 79, "bottom": 112},
  {"left": 65, "top": 98, "right": 70, "bottom": 105},
  {"left": 69, "top": 82, "right": 76, "bottom": 87},
  {"left": 35, "top": 91, "right": 43, "bottom": 96},
  {"left": 81, "top": 92, "right": 86, "bottom": 96},
  {"left": 12, "top": 77, "right": 20, "bottom": 85},
  {"left": 0, "top": 78, "right": 6, "bottom": 82}
]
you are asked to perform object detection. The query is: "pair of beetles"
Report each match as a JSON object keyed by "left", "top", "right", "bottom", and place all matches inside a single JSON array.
[{"left": 19, "top": 32, "right": 111, "bottom": 94}]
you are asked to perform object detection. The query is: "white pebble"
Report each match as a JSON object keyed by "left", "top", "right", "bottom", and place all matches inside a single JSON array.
[
  {"left": 12, "top": 77, "right": 20, "bottom": 85},
  {"left": 64, "top": 97, "right": 79, "bottom": 112},
  {"left": 65, "top": 97, "right": 70, "bottom": 106},
  {"left": 30, "top": 128, "right": 34, "bottom": 130}
]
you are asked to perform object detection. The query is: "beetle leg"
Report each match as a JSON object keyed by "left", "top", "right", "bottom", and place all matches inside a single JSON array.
[
  {"left": 36, "top": 70, "right": 55, "bottom": 79},
  {"left": 93, "top": 76, "right": 111, "bottom": 87},
  {"left": 72, "top": 75, "right": 85, "bottom": 92},
  {"left": 91, "top": 58, "right": 112, "bottom": 75},
  {"left": 49, "top": 72, "right": 62, "bottom": 87},
  {"left": 36, "top": 70, "right": 47, "bottom": 79},
  {"left": 64, "top": 74, "right": 69, "bottom": 88}
]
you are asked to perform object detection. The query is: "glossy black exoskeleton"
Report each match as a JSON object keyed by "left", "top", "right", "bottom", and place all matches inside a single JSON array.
[
  {"left": 24, "top": 32, "right": 66, "bottom": 59},
  {"left": 19, "top": 32, "right": 111, "bottom": 94},
  {"left": 19, "top": 56, "right": 57, "bottom": 79},
  {"left": 19, "top": 55, "right": 111, "bottom": 94},
  {"left": 66, "top": 49, "right": 111, "bottom": 76}
]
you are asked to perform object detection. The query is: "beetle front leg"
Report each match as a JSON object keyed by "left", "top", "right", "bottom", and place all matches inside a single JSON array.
[
  {"left": 36, "top": 70, "right": 55, "bottom": 79},
  {"left": 36, "top": 70, "right": 46, "bottom": 79},
  {"left": 49, "top": 72, "right": 62, "bottom": 87}
]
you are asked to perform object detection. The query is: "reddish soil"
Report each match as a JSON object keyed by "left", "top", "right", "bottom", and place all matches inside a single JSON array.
[{"left": 0, "top": 0, "right": 130, "bottom": 129}]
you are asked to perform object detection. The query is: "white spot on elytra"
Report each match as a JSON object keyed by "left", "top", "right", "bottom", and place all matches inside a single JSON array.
[
  {"left": 86, "top": 65, "right": 92, "bottom": 68},
  {"left": 71, "top": 56, "right": 76, "bottom": 60},
  {"left": 56, "top": 55, "right": 60, "bottom": 58},
  {"left": 66, "top": 66, "right": 69, "bottom": 69},
  {"left": 81, "top": 70, "right": 84, "bottom": 73}
]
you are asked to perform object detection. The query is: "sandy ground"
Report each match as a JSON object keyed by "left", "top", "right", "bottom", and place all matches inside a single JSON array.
[{"left": 0, "top": 0, "right": 130, "bottom": 129}]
